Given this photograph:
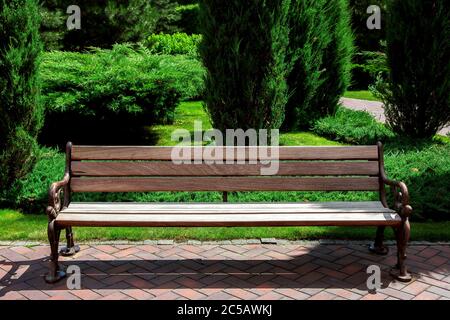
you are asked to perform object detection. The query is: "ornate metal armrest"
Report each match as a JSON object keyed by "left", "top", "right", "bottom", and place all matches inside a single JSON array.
[
  {"left": 382, "top": 177, "right": 412, "bottom": 218},
  {"left": 46, "top": 173, "right": 70, "bottom": 221}
]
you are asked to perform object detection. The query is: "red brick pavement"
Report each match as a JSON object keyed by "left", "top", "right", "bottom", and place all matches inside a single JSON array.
[{"left": 0, "top": 242, "right": 449, "bottom": 300}]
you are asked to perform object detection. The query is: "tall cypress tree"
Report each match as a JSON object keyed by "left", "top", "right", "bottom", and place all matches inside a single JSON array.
[
  {"left": 284, "top": 0, "right": 353, "bottom": 130},
  {"left": 374, "top": 0, "right": 450, "bottom": 138},
  {"left": 0, "top": 0, "right": 43, "bottom": 194},
  {"left": 199, "top": 0, "right": 291, "bottom": 131},
  {"left": 283, "top": 0, "right": 330, "bottom": 130}
]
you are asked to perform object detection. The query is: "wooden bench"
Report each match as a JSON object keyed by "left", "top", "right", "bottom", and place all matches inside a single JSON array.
[{"left": 45, "top": 142, "right": 412, "bottom": 283}]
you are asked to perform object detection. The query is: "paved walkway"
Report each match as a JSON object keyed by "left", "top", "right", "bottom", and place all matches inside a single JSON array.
[
  {"left": 340, "top": 98, "right": 450, "bottom": 136},
  {"left": 1, "top": 241, "right": 449, "bottom": 300}
]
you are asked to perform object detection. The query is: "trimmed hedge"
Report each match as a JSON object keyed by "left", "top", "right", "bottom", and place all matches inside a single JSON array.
[
  {"left": 147, "top": 33, "right": 201, "bottom": 56},
  {"left": 312, "top": 107, "right": 394, "bottom": 145},
  {"left": 39, "top": 45, "right": 204, "bottom": 145}
]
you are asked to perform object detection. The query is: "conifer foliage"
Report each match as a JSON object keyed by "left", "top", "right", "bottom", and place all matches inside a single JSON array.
[
  {"left": 284, "top": 0, "right": 354, "bottom": 130},
  {"left": 199, "top": 0, "right": 291, "bottom": 131},
  {"left": 375, "top": 0, "right": 450, "bottom": 138},
  {"left": 0, "top": 0, "right": 43, "bottom": 193}
]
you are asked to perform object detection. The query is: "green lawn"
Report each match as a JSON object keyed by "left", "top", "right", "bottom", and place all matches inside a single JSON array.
[
  {"left": 343, "top": 90, "right": 379, "bottom": 101},
  {"left": 2, "top": 209, "right": 450, "bottom": 241},
  {"left": 151, "top": 101, "right": 344, "bottom": 147}
]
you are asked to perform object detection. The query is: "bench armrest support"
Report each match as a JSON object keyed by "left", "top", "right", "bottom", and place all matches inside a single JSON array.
[
  {"left": 47, "top": 173, "right": 70, "bottom": 220},
  {"left": 377, "top": 142, "right": 412, "bottom": 219},
  {"left": 381, "top": 177, "right": 412, "bottom": 219}
]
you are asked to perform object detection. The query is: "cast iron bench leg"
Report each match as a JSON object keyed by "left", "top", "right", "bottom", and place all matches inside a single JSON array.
[
  {"left": 59, "top": 227, "right": 80, "bottom": 257},
  {"left": 369, "top": 226, "right": 389, "bottom": 255},
  {"left": 390, "top": 220, "right": 412, "bottom": 282},
  {"left": 44, "top": 220, "right": 66, "bottom": 283}
]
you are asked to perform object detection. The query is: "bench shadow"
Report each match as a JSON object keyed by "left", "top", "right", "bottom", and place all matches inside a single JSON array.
[{"left": 1, "top": 243, "right": 437, "bottom": 298}]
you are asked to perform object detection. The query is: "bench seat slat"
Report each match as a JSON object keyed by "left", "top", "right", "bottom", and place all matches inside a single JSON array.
[
  {"left": 71, "top": 161, "right": 379, "bottom": 177},
  {"left": 70, "top": 177, "right": 380, "bottom": 192},
  {"left": 72, "top": 146, "right": 379, "bottom": 161},
  {"left": 62, "top": 201, "right": 394, "bottom": 214},
  {"left": 55, "top": 212, "right": 401, "bottom": 227}
]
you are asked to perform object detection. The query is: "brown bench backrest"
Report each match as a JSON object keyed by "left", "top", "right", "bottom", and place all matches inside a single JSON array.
[{"left": 67, "top": 144, "right": 383, "bottom": 193}]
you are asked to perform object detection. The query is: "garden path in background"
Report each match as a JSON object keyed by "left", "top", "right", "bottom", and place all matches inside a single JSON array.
[
  {"left": 340, "top": 98, "right": 450, "bottom": 136},
  {"left": 1, "top": 241, "right": 449, "bottom": 300}
]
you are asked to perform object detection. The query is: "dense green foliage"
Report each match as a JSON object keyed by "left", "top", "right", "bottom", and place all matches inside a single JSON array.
[
  {"left": 199, "top": 0, "right": 291, "bottom": 132},
  {"left": 147, "top": 33, "right": 201, "bottom": 56},
  {"left": 374, "top": 0, "right": 450, "bottom": 138},
  {"left": 310, "top": 0, "right": 353, "bottom": 127},
  {"left": 312, "top": 107, "right": 395, "bottom": 145},
  {"left": 348, "top": 0, "right": 386, "bottom": 89},
  {"left": 175, "top": 3, "right": 200, "bottom": 34},
  {"left": 40, "top": 0, "right": 182, "bottom": 51},
  {"left": 0, "top": 0, "right": 43, "bottom": 196},
  {"left": 383, "top": 139, "right": 450, "bottom": 221},
  {"left": 39, "top": 45, "right": 204, "bottom": 146},
  {"left": 284, "top": 0, "right": 354, "bottom": 130},
  {"left": 283, "top": 0, "right": 330, "bottom": 130}
]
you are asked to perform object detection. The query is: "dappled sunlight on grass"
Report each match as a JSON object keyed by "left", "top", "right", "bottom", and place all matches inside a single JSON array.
[{"left": 151, "top": 101, "right": 341, "bottom": 147}]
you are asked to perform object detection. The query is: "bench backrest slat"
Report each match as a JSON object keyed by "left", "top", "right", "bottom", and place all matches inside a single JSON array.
[
  {"left": 71, "top": 146, "right": 379, "bottom": 161},
  {"left": 70, "top": 177, "right": 380, "bottom": 192},
  {"left": 71, "top": 161, "right": 379, "bottom": 177}
]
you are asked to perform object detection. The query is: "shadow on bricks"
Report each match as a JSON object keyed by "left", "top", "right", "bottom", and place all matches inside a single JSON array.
[{"left": 2, "top": 243, "right": 449, "bottom": 298}]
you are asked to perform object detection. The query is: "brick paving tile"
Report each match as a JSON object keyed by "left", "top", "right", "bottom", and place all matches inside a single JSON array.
[
  {"left": 274, "top": 288, "right": 310, "bottom": 300},
  {"left": 173, "top": 288, "right": 208, "bottom": 300},
  {"left": 256, "top": 291, "right": 286, "bottom": 300},
  {"left": 426, "top": 286, "right": 450, "bottom": 299},
  {"left": 308, "top": 291, "right": 337, "bottom": 300},
  {"left": 413, "top": 291, "right": 442, "bottom": 300},
  {"left": 325, "top": 288, "right": 363, "bottom": 300},
  {"left": 381, "top": 287, "right": 415, "bottom": 300},
  {"left": 20, "top": 289, "right": 51, "bottom": 300},
  {"left": 417, "top": 247, "right": 440, "bottom": 259},
  {"left": 71, "top": 289, "right": 103, "bottom": 300},
  {"left": 0, "top": 290, "right": 28, "bottom": 300},
  {"left": 223, "top": 288, "right": 259, "bottom": 300},
  {"left": 360, "top": 292, "right": 389, "bottom": 300},
  {"left": 402, "top": 281, "right": 430, "bottom": 295},
  {"left": 205, "top": 291, "right": 238, "bottom": 300}
]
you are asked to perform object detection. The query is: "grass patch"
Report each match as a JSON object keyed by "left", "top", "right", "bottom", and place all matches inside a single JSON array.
[
  {"left": 343, "top": 90, "right": 379, "bottom": 101},
  {"left": 2, "top": 209, "right": 450, "bottom": 241}
]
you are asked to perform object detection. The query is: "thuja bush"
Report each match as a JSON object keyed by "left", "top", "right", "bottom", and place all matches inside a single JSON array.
[
  {"left": 39, "top": 45, "right": 204, "bottom": 146},
  {"left": 147, "top": 33, "right": 202, "bottom": 56},
  {"left": 0, "top": 0, "right": 43, "bottom": 196},
  {"left": 199, "top": 0, "right": 291, "bottom": 132},
  {"left": 310, "top": 0, "right": 354, "bottom": 127},
  {"left": 374, "top": 0, "right": 450, "bottom": 138},
  {"left": 284, "top": 0, "right": 354, "bottom": 130},
  {"left": 40, "top": 0, "right": 182, "bottom": 51},
  {"left": 283, "top": 0, "right": 330, "bottom": 130}
]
